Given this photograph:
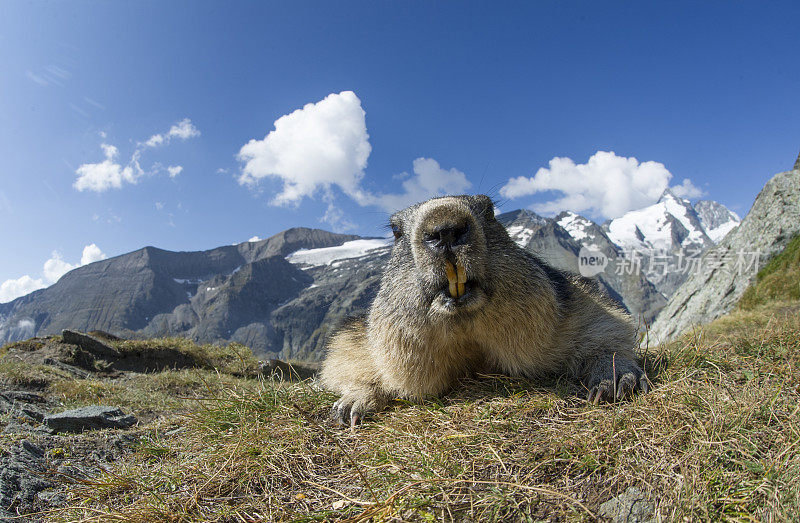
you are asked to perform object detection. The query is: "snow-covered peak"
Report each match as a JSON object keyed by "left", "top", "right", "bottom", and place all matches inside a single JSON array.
[
  {"left": 694, "top": 200, "right": 741, "bottom": 243},
  {"left": 657, "top": 188, "right": 683, "bottom": 204},
  {"left": 556, "top": 211, "right": 595, "bottom": 242},
  {"left": 286, "top": 239, "right": 391, "bottom": 267},
  {"left": 497, "top": 209, "right": 547, "bottom": 248},
  {"left": 604, "top": 196, "right": 711, "bottom": 252}
]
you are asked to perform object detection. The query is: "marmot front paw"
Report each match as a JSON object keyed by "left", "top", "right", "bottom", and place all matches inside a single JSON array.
[
  {"left": 585, "top": 356, "right": 649, "bottom": 404},
  {"left": 330, "top": 389, "right": 387, "bottom": 427}
]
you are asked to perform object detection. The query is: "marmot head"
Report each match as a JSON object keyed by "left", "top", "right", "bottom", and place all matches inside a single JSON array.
[{"left": 387, "top": 194, "right": 505, "bottom": 317}]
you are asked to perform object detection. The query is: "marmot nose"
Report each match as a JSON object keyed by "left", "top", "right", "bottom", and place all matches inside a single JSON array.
[{"left": 424, "top": 224, "right": 469, "bottom": 253}]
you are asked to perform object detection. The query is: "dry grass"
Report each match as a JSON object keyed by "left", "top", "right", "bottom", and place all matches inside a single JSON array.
[{"left": 53, "top": 302, "right": 800, "bottom": 522}]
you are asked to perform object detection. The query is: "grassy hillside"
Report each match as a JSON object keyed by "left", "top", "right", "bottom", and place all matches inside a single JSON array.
[
  {"left": 739, "top": 233, "right": 800, "bottom": 309},
  {"left": 45, "top": 301, "right": 800, "bottom": 521}
]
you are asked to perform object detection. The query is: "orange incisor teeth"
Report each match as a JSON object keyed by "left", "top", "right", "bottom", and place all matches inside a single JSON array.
[
  {"left": 445, "top": 260, "right": 458, "bottom": 298},
  {"left": 445, "top": 261, "right": 467, "bottom": 299},
  {"left": 457, "top": 263, "right": 466, "bottom": 297}
]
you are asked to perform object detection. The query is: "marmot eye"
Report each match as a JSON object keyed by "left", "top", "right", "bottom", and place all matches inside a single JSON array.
[{"left": 391, "top": 224, "right": 403, "bottom": 240}]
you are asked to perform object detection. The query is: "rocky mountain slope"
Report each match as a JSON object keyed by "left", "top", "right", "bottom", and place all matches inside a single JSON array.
[
  {"left": 650, "top": 165, "right": 800, "bottom": 342},
  {"left": 1, "top": 195, "right": 739, "bottom": 361},
  {"left": 501, "top": 209, "right": 667, "bottom": 324},
  {"left": 0, "top": 229, "right": 369, "bottom": 357}
]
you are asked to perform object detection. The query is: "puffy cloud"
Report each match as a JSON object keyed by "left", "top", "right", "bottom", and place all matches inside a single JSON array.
[
  {"left": 168, "top": 119, "right": 201, "bottom": 140},
  {"left": 237, "top": 91, "right": 371, "bottom": 205},
  {"left": 0, "top": 244, "right": 108, "bottom": 302},
  {"left": 368, "top": 158, "right": 472, "bottom": 213},
  {"left": 247, "top": 236, "right": 261, "bottom": 242},
  {"left": 0, "top": 275, "right": 45, "bottom": 303},
  {"left": 236, "top": 92, "right": 476, "bottom": 217},
  {"left": 671, "top": 178, "right": 705, "bottom": 199},
  {"left": 145, "top": 118, "right": 201, "bottom": 148},
  {"left": 73, "top": 143, "right": 138, "bottom": 192},
  {"left": 80, "top": 243, "right": 107, "bottom": 265},
  {"left": 75, "top": 119, "right": 199, "bottom": 193},
  {"left": 43, "top": 251, "right": 77, "bottom": 283},
  {"left": 500, "top": 151, "right": 704, "bottom": 220}
]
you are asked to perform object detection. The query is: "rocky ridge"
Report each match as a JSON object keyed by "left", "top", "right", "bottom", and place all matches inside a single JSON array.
[{"left": 650, "top": 166, "right": 800, "bottom": 342}]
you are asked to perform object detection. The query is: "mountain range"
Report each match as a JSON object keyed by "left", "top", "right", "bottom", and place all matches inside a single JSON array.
[{"left": 0, "top": 191, "right": 742, "bottom": 360}]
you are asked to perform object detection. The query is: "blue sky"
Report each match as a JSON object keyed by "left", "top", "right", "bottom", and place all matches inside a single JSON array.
[{"left": 1, "top": 1, "right": 799, "bottom": 301}]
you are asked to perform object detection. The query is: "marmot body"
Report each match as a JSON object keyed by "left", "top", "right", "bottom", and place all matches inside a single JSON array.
[{"left": 321, "top": 195, "right": 648, "bottom": 426}]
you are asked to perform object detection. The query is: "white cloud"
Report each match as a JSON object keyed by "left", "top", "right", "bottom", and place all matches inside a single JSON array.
[
  {"left": 155, "top": 202, "right": 165, "bottom": 210},
  {"left": 74, "top": 143, "right": 139, "bottom": 192},
  {"left": 237, "top": 91, "right": 371, "bottom": 205},
  {"left": 671, "top": 178, "right": 705, "bottom": 199},
  {"left": 145, "top": 118, "right": 200, "bottom": 148},
  {"left": 0, "top": 275, "right": 46, "bottom": 303},
  {"left": 17, "top": 319, "right": 35, "bottom": 330},
  {"left": 168, "top": 119, "right": 201, "bottom": 140},
  {"left": 320, "top": 203, "right": 357, "bottom": 232},
  {"left": 43, "top": 251, "right": 77, "bottom": 283},
  {"left": 80, "top": 244, "right": 107, "bottom": 265},
  {"left": 499, "top": 151, "right": 705, "bottom": 220},
  {"left": 76, "top": 119, "right": 199, "bottom": 193},
  {"left": 236, "top": 92, "right": 476, "bottom": 218},
  {"left": 1, "top": 244, "right": 108, "bottom": 302},
  {"left": 368, "top": 157, "right": 472, "bottom": 212},
  {"left": 248, "top": 236, "right": 261, "bottom": 242}
]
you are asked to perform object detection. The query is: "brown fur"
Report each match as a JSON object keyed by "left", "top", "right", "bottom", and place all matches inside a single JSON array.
[{"left": 321, "top": 195, "right": 648, "bottom": 426}]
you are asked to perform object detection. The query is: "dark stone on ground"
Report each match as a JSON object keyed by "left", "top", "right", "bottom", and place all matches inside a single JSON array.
[
  {"left": 44, "top": 406, "right": 137, "bottom": 433},
  {"left": 61, "top": 330, "right": 120, "bottom": 359}
]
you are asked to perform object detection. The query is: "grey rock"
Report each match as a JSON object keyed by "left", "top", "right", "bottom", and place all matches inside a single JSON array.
[
  {"left": 0, "top": 391, "right": 46, "bottom": 403},
  {"left": 0, "top": 440, "right": 53, "bottom": 521},
  {"left": 651, "top": 168, "right": 800, "bottom": 342},
  {"left": 0, "top": 392, "right": 48, "bottom": 424},
  {"left": 41, "top": 358, "right": 92, "bottom": 379},
  {"left": 44, "top": 406, "right": 137, "bottom": 433},
  {"left": 598, "top": 487, "right": 655, "bottom": 523}
]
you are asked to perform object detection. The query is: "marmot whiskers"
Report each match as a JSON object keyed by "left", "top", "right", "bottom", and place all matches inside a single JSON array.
[{"left": 321, "top": 195, "right": 648, "bottom": 426}]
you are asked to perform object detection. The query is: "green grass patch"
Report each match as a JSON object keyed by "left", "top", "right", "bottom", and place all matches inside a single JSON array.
[{"left": 739, "top": 233, "right": 800, "bottom": 309}]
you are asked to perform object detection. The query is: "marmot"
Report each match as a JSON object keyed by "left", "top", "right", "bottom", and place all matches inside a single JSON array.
[{"left": 321, "top": 194, "right": 648, "bottom": 426}]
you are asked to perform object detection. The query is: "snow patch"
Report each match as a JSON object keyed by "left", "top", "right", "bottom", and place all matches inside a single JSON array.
[
  {"left": 506, "top": 225, "right": 533, "bottom": 247},
  {"left": 286, "top": 239, "right": 391, "bottom": 267},
  {"left": 174, "top": 277, "right": 203, "bottom": 284},
  {"left": 706, "top": 221, "right": 739, "bottom": 243},
  {"left": 557, "top": 212, "right": 592, "bottom": 242}
]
